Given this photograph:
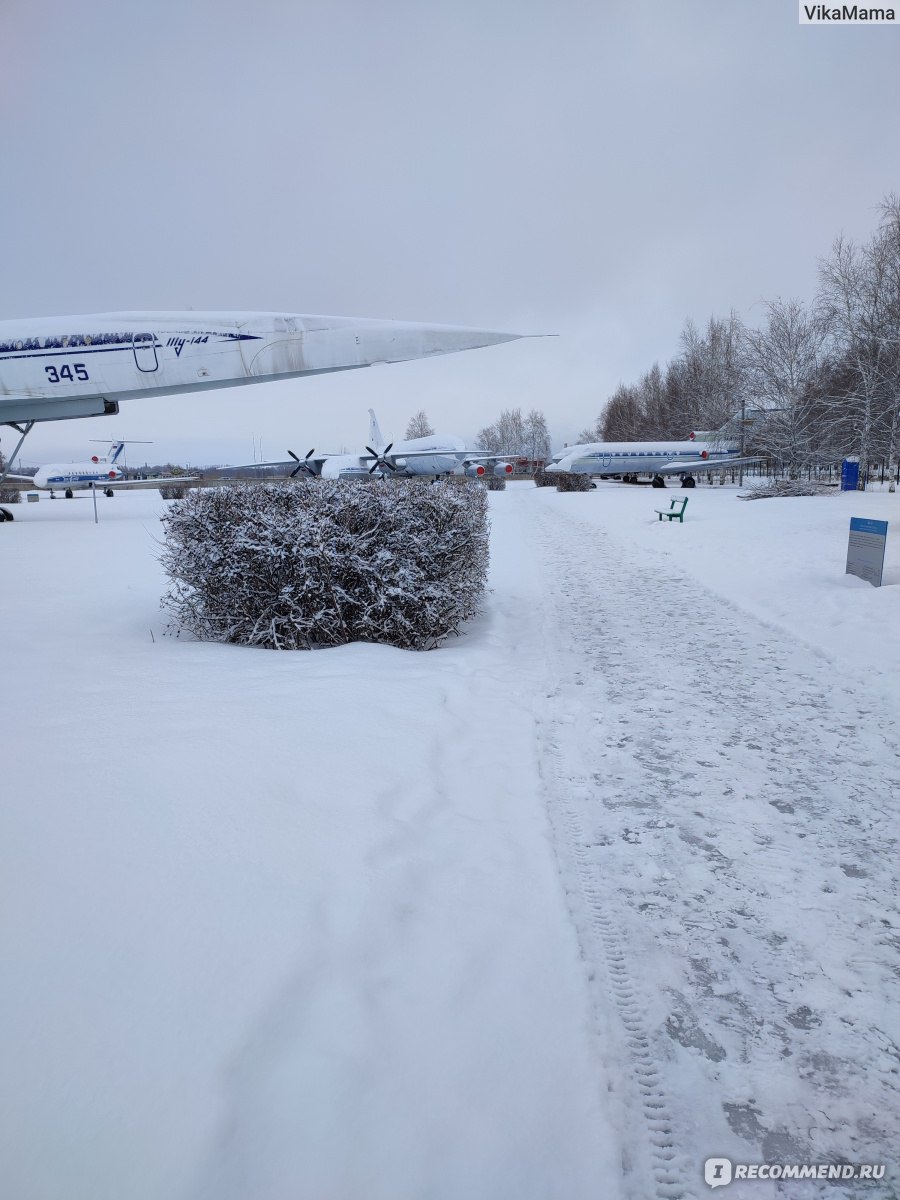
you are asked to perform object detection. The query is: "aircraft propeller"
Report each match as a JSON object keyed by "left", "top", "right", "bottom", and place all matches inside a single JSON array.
[
  {"left": 289, "top": 448, "right": 318, "bottom": 478},
  {"left": 366, "top": 443, "right": 397, "bottom": 474}
]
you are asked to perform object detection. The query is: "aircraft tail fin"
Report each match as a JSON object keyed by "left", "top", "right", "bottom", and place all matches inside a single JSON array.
[
  {"left": 368, "top": 408, "right": 385, "bottom": 451},
  {"left": 109, "top": 441, "right": 126, "bottom": 463}
]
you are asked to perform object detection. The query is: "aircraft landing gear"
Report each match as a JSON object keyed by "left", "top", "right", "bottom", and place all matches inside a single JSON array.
[
  {"left": 0, "top": 419, "right": 35, "bottom": 517},
  {"left": 681, "top": 475, "right": 696, "bottom": 488},
  {"left": 104, "top": 488, "right": 115, "bottom": 498},
  {"left": 651, "top": 475, "right": 666, "bottom": 488},
  {"left": 65, "top": 488, "right": 74, "bottom": 499}
]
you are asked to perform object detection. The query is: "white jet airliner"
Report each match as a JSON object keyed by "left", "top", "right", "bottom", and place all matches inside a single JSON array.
[
  {"left": 277, "top": 410, "right": 514, "bottom": 480},
  {"left": 547, "top": 430, "right": 760, "bottom": 487},
  {"left": 0, "top": 310, "right": 522, "bottom": 518},
  {"left": 2, "top": 440, "right": 192, "bottom": 499}
]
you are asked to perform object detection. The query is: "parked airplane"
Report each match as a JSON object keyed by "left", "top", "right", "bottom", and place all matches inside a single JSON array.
[
  {"left": 0, "top": 310, "right": 522, "bottom": 518},
  {"left": 2, "top": 440, "right": 193, "bottom": 499},
  {"left": 277, "top": 410, "right": 513, "bottom": 480},
  {"left": 546, "top": 431, "right": 760, "bottom": 488}
]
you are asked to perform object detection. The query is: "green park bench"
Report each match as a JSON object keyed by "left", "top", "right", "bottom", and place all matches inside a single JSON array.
[{"left": 655, "top": 496, "right": 688, "bottom": 523}]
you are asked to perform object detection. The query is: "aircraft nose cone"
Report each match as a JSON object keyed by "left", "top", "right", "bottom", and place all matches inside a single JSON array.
[
  {"left": 422, "top": 327, "right": 522, "bottom": 354},
  {"left": 383, "top": 324, "right": 523, "bottom": 363}
]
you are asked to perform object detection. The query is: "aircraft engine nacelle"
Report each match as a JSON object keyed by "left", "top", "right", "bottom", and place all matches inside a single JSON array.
[
  {"left": 493, "top": 462, "right": 513, "bottom": 477},
  {"left": 465, "top": 464, "right": 486, "bottom": 477}
]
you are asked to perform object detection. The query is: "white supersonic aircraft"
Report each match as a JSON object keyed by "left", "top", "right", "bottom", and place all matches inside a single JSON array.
[
  {"left": 0, "top": 310, "right": 522, "bottom": 518},
  {"left": 277, "top": 409, "right": 514, "bottom": 480}
]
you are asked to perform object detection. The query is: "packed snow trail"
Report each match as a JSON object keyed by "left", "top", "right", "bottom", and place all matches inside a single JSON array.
[{"left": 521, "top": 488, "right": 900, "bottom": 1199}]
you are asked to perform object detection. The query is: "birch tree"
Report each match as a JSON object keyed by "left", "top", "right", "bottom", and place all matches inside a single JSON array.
[
  {"left": 817, "top": 201, "right": 900, "bottom": 476},
  {"left": 405, "top": 410, "right": 434, "bottom": 439},
  {"left": 742, "top": 299, "right": 829, "bottom": 476},
  {"left": 523, "top": 409, "right": 552, "bottom": 460},
  {"left": 478, "top": 408, "right": 527, "bottom": 456}
]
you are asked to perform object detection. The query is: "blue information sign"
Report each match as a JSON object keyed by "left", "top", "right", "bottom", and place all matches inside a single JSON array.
[{"left": 846, "top": 517, "right": 888, "bottom": 586}]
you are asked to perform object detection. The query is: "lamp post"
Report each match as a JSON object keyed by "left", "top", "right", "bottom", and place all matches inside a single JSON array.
[{"left": 739, "top": 395, "right": 746, "bottom": 488}]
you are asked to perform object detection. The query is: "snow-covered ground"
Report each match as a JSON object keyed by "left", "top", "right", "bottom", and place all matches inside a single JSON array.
[{"left": 2, "top": 481, "right": 898, "bottom": 1199}]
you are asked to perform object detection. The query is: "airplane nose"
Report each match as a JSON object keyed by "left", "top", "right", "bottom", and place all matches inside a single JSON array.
[
  {"left": 245, "top": 321, "right": 524, "bottom": 377},
  {"left": 416, "top": 327, "right": 523, "bottom": 356},
  {"left": 362, "top": 323, "right": 523, "bottom": 366}
]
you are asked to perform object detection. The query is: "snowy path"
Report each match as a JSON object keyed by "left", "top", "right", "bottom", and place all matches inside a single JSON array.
[{"left": 519, "top": 488, "right": 900, "bottom": 1199}]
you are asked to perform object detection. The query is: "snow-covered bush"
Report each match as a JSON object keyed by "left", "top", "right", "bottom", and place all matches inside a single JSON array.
[
  {"left": 738, "top": 479, "right": 836, "bottom": 500},
  {"left": 532, "top": 467, "right": 555, "bottom": 487},
  {"left": 158, "top": 485, "right": 189, "bottom": 500},
  {"left": 0, "top": 451, "right": 20, "bottom": 503},
  {"left": 482, "top": 475, "right": 506, "bottom": 491},
  {"left": 555, "top": 472, "right": 595, "bottom": 492},
  {"left": 160, "top": 479, "right": 490, "bottom": 650}
]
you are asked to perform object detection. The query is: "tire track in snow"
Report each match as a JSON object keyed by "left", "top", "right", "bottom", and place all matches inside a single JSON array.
[
  {"left": 538, "top": 686, "right": 698, "bottom": 1200},
  {"left": 528, "top": 495, "right": 900, "bottom": 1199}
]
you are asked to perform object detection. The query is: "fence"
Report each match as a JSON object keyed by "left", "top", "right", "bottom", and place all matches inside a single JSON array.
[{"left": 704, "top": 459, "right": 900, "bottom": 487}]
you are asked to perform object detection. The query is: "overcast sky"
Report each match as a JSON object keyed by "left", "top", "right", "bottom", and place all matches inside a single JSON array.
[{"left": 2, "top": 0, "right": 899, "bottom": 464}]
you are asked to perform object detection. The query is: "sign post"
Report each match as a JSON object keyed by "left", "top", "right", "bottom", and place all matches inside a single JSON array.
[{"left": 846, "top": 517, "right": 887, "bottom": 586}]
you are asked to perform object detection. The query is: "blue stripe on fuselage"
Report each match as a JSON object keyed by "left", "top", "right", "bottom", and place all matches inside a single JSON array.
[{"left": 0, "top": 332, "right": 261, "bottom": 362}]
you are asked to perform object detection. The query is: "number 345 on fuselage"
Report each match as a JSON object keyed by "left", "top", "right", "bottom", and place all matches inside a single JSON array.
[{"left": 0, "top": 311, "right": 522, "bottom": 428}]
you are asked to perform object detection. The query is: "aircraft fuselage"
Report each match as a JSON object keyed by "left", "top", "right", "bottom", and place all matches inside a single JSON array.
[
  {"left": 31, "top": 464, "right": 124, "bottom": 490},
  {"left": 0, "top": 311, "right": 520, "bottom": 426},
  {"left": 564, "top": 443, "right": 734, "bottom": 474},
  {"left": 322, "top": 433, "right": 468, "bottom": 479}
]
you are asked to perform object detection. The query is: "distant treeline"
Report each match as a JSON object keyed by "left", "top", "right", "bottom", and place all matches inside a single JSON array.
[
  {"left": 582, "top": 194, "right": 900, "bottom": 477},
  {"left": 476, "top": 408, "right": 552, "bottom": 461}
]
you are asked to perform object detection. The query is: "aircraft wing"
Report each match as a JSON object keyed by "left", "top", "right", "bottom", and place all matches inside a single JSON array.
[
  {"left": 0, "top": 474, "right": 38, "bottom": 488},
  {"left": 656, "top": 456, "right": 763, "bottom": 475},
  {"left": 369, "top": 449, "right": 464, "bottom": 462},
  {"left": 102, "top": 476, "right": 200, "bottom": 490},
  {"left": 215, "top": 456, "right": 330, "bottom": 476}
]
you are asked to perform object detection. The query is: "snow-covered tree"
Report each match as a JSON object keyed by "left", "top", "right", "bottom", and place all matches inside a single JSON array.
[
  {"left": 600, "top": 383, "right": 644, "bottom": 440},
  {"left": 583, "top": 315, "right": 747, "bottom": 444},
  {"left": 523, "top": 409, "right": 552, "bottom": 461},
  {"left": 477, "top": 408, "right": 527, "bottom": 456},
  {"left": 817, "top": 197, "right": 900, "bottom": 475},
  {"left": 405, "top": 410, "right": 434, "bottom": 439},
  {"left": 476, "top": 421, "right": 501, "bottom": 453},
  {"left": 741, "top": 299, "right": 829, "bottom": 476},
  {"left": 678, "top": 312, "right": 746, "bottom": 438}
]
